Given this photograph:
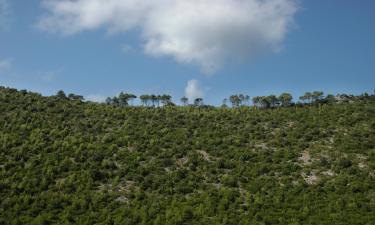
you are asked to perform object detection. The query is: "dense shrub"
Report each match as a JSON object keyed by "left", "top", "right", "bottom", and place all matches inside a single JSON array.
[{"left": 0, "top": 87, "right": 374, "bottom": 224}]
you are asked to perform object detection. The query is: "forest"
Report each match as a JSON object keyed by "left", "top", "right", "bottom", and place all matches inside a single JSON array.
[{"left": 0, "top": 86, "right": 374, "bottom": 225}]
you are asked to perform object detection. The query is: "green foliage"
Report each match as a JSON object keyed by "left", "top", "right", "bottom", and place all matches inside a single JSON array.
[{"left": 0, "top": 86, "right": 374, "bottom": 224}]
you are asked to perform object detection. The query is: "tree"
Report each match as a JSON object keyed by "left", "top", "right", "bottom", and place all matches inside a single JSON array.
[
  {"left": 260, "top": 96, "right": 271, "bottom": 109},
  {"left": 300, "top": 92, "right": 312, "bottom": 104},
  {"left": 299, "top": 94, "right": 306, "bottom": 103},
  {"left": 229, "top": 94, "right": 249, "bottom": 107},
  {"left": 68, "top": 93, "right": 84, "bottom": 101},
  {"left": 229, "top": 95, "right": 240, "bottom": 108},
  {"left": 252, "top": 96, "right": 261, "bottom": 108},
  {"left": 267, "top": 95, "right": 279, "bottom": 108},
  {"left": 160, "top": 95, "right": 172, "bottom": 106},
  {"left": 239, "top": 94, "right": 245, "bottom": 106},
  {"left": 180, "top": 97, "right": 188, "bottom": 106},
  {"left": 118, "top": 92, "right": 137, "bottom": 107},
  {"left": 140, "top": 95, "right": 150, "bottom": 106},
  {"left": 105, "top": 97, "right": 113, "bottom": 105},
  {"left": 128, "top": 94, "right": 137, "bottom": 105},
  {"left": 56, "top": 90, "right": 67, "bottom": 99},
  {"left": 194, "top": 98, "right": 203, "bottom": 107},
  {"left": 156, "top": 95, "right": 162, "bottom": 107},
  {"left": 151, "top": 95, "right": 158, "bottom": 107},
  {"left": 312, "top": 91, "right": 324, "bottom": 104},
  {"left": 325, "top": 94, "right": 336, "bottom": 104},
  {"left": 252, "top": 95, "right": 277, "bottom": 109},
  {"left": 118, "top": 92, "right": 129, "bottom": 107},
  {"left": 112, "top": 96, "right": 120, "bottom": 106},
  {"left": 244, "top": 95, "right": 250, "bottom": 106},
  {"left": 278, "top": 93, "right": 293, "bottom": 107}
]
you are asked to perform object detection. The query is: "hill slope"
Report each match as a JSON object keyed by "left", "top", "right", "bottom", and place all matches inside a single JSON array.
[{"left": 1, "top": 87, "right": 374, "bottom": 224}]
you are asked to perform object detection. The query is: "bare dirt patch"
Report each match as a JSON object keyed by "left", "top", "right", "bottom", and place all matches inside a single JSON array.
[
  {"left": 299, "top": 150, "right": 312, "bottom": 166},
  {"left": 176, "top": 156, "right": 189, "bottom": 167},
  {"left": 302, "top": 171, "right": 319, "bottom": 185},
  {"left": 322, "top": 170, "right": 335, "bottom": 176},
  {"left": 196, "top": 150, "right": 214, "bottom": 162}
]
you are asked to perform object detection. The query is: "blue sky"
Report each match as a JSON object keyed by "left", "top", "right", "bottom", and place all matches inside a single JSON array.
[{"left": 0, "top": 0, "right": 374, "bottom": 105}]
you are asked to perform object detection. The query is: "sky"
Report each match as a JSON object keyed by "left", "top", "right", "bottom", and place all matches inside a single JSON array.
[{"left": 0, "top": 0, "right": 374, "bottom": 105}]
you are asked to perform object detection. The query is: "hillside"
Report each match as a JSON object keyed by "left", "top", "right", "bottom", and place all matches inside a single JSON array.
[{"left": 0, "top": 87, "right": 374, "bottom": 225}]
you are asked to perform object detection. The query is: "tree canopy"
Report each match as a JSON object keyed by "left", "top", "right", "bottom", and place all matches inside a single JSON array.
[{"left": 0, "top": 86, "right": 374, "bottom": 225}]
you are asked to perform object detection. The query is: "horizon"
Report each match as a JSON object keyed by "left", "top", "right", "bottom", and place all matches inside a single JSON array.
[{"left": 2, "top": 85, "right": 373, "bottom": 107}]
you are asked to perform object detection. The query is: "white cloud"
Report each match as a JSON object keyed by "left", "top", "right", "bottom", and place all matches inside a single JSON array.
[
  {"left": 85, "top": 94, "right": 107, "bottom": 103},
  {"left": 0, "top": 0, "right": 10, "bottom": 30},
  {"left": 0, "top": 58, "right": 11, "bottom": 71},
  {"left": 38, "top": 0, "right": 298, "bottom": 74},
  {"left": 185, "top": 79, "right": 203, "bottom": 102}
]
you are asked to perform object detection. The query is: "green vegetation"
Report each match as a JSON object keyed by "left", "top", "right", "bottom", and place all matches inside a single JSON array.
[{"left": 1, "top": 86, "right": 375, "bottom": 225}]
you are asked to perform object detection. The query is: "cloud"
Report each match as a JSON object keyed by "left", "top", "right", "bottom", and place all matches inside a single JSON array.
[
  {"left": 185, "top": 79, "right": 204, "bottom": 102},
  {"left": 0, "top": 58, "right": 11, "bottom": 71},
  {"left": 85, "top": 94, "right": 107, "bottom": 103},
  {"left": 38, "top": 0, "right": 298, "bottom": 74},
  {"left": 0, "top": 0, "right": 10, "bottom": 30}
]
